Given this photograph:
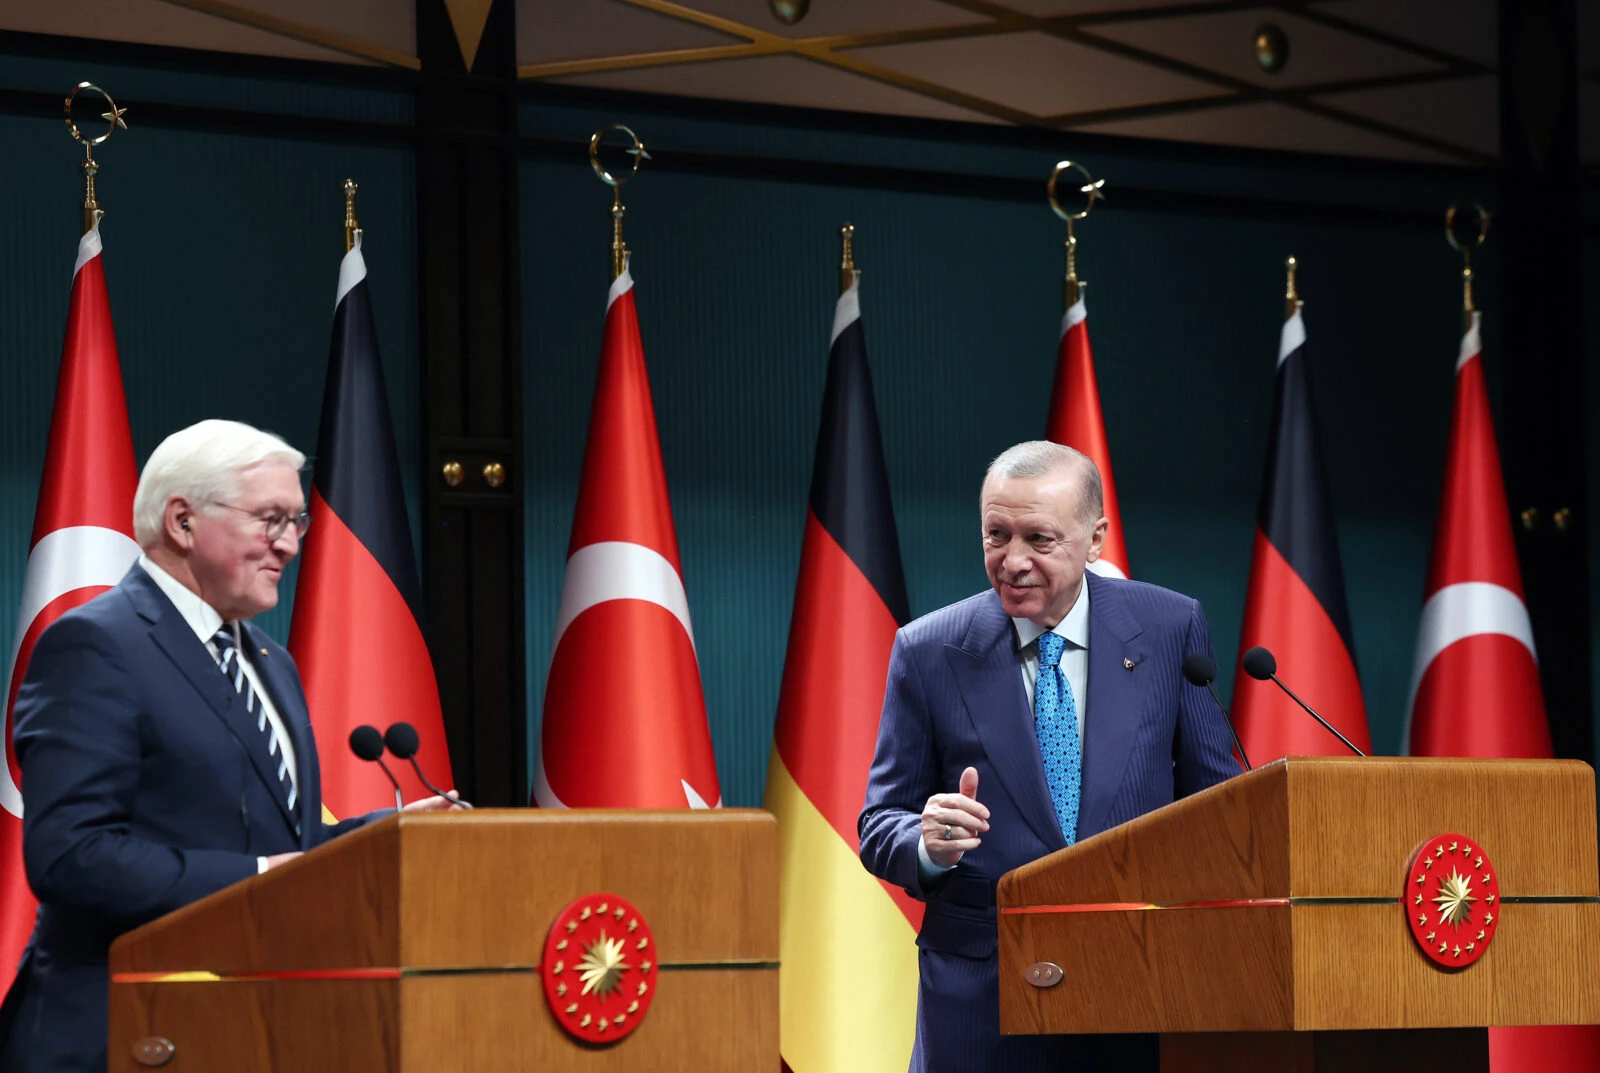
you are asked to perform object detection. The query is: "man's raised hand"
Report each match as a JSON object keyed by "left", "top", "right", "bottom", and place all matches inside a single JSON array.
[{"left": 920, "top": 766, "right": 989, "bottom": 868}]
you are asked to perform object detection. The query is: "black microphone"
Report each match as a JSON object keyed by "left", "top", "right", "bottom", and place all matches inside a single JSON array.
[
  {"left": 383, "top": 722, "right": 473, "bottom": 809},
  {"left": 1240, "top": 646, "right": 1366, "bottom": 757},
  {"left": 348, "top": 725, "right": 404, "bottom": 811},
  {"left": 1181, "top": 653, "right": 1251, "bottom": 772}
]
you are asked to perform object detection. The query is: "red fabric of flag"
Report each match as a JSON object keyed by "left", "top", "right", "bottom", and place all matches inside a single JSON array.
[
  {"left": 1, "top": 225, "right": 140, "bottom": 994},
  {"left": 1046, "top": 299, "right": 1130, "bottom": 579},
  {"left": 534, "top": 267, "right": 720, "bottom": 809},
  {"left": 1405, "top": 313, "right": 1596, "bottom": 1071}
]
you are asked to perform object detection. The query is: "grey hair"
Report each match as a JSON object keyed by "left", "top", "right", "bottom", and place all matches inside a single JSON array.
[
  {"left": 985, "top": 440, "right": 1104, "bottom": 527},
  {"left": 132, "top": 419, "right": 306, "bottom": 548}
]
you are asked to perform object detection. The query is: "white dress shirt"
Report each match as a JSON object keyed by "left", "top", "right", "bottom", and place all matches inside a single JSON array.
[
  {"left": 918, "top": 581, "right": 1091, "bottom": 874},
  {"left": 138, "top": 556, "right": 298, "bottom": 873}
]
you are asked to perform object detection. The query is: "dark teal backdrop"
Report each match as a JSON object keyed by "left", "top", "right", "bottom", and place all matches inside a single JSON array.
[
  {"left": 0, "top": 55, "right": 420, "bottom": 648},
  {"left": 1, "top": 47, "right": 1595, "bottom": 814},
  {"left": 519, "top": 95, "right": 1518, "bottom": 808}
]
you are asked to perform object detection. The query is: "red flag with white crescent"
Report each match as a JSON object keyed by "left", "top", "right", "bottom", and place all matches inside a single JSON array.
[
  {"left": 1, "top": 224, "right": 140, "bottom": 993},
  {"left": 1046, "top": 298, "right": 1130, "bottom": 578},
  {"left": 534, "top": 267, "right": 720, "bottom": 809},
  {"left": 1404, "top": 312, "right": 1599, "bottom": 1070}
]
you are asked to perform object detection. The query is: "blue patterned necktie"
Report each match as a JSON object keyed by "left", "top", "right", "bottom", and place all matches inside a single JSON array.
[
  {"left": 1034, "top": 631, "right": 1082, "bottom": 845},
  {"left": 212, "top": 626, "right": 299, "bottom": 825}
]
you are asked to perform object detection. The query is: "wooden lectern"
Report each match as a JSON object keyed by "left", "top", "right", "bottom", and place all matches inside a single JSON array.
[
  {"left": 997, "top": 757, "right": 1600, "bottom": 1072},
  {"left": 107, "top": 810, "right": 777, "bottom": 1072}
]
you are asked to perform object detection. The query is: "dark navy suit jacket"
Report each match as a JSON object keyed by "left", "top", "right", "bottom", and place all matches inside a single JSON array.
[
  {"left": 0, "top": 565, "right": 377, "bottom": 1073},
  {"left": 859, "top": 573, "right": 1238, "bottom": 1073}
]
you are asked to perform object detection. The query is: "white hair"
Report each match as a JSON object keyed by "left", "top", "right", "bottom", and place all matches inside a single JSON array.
[
  {"left": 985, "top": 440, "right": 1104, "bottom": 527},
  {"left": 133, "top": 419, "right": 306, "bottom": 548}
]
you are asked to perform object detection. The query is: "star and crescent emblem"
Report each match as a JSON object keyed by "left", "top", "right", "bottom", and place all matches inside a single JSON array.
[
  {"left": 1402, "top": 833, "right": 1500, "bottom": 969},
  {"left": 541, "top": 893, "right": 657, "bottom": 1044}
]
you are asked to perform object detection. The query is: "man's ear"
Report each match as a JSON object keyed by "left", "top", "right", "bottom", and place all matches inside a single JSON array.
[
  {"left": 1085, "top": 516, "right": 1109, "bottom": 562},
  {"left": 164, "top": 498, "right": 195, "bottom": 548}
]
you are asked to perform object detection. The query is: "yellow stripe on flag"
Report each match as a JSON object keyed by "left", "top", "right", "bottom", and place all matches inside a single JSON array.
[{"left": 764, "top": 753, "right": 918, "bottom": 1073}]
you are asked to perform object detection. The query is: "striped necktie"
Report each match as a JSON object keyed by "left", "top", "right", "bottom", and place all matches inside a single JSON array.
[
  {"left": 1034, "top": 631, "right": 1082, "bottom": 845},
  {"left": 212, "top": 625, "right": 299, "bottom": 821}
]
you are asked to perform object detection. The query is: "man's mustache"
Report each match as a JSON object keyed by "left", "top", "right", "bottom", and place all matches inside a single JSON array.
[{"left": 999, "top": 573, "right": 1040, "bottom": 588}]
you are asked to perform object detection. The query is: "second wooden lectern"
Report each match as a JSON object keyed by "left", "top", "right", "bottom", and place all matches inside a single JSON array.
[
  {"left": 107, "top": 809, "right": 776, "bottom": 1072},
  {"left": 997, "top": 757, "right": 1600, "bottom": 1072}
]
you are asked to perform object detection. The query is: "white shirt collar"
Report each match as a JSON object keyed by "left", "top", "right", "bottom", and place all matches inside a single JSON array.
[
  {"left": 1012, "top": 577, "right": 1090, "bottom": 652},
  {"left": 138, "top": 554, "right": 228, "bottom": 645}
]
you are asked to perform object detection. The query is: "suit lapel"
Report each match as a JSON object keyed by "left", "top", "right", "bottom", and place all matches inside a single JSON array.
[
  {"left": 1077, "top": 572, "right": 1150, "bottom": 839},
  {"left": 128, "top": 568, "right": 300, "bottom": 837},
  {"left": 945, "top": 592, "right": 1068, "bottom": 852}
]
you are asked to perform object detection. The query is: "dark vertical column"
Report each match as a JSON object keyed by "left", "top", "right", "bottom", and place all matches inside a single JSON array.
[
  {"left": 416, "top": 0, "right": 525, "bottom": 805},
  {"left": 1497, "top": 0, "right": 1590, "bottom": 760}
]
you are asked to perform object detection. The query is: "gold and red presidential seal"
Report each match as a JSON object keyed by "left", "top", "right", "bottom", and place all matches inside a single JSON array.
[
  {"left": 541, "top": 893, "right": 657, "bottom": 1043},
  {"left": 1403, "top": 834, "right": 1500, "bottom": 969}
]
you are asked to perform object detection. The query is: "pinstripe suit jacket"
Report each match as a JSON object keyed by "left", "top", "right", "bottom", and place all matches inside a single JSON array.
[{"left": 859, "top": 572, "right": 1238, "bottom": 1073}]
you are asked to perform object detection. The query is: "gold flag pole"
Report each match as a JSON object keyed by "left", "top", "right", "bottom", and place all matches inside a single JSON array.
[
  {"left": 1285, "top": 255, "right": 1302, "bottom": 320},
  {"left": 64, "top": 82, "right": 127, "bottom": 235},
  {"left": 589, "top": 123, "right": 650, "bottom": 281},
  {"left": 839, "top": 223, "right": 857, "bottom": 295},
  {"left": 1046, "top": 160, "right": 1106, "bottom": 309},
  {"left": 343, "top": 179, "right": 361, "bottom": 253},
  {"left": 1446, "top": 201, "right": 1491, "bottom": 332}
]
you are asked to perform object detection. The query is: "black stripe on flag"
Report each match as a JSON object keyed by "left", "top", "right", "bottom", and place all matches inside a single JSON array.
[
  {"left": 314, "top": 275, "right": 426, "bottom": 626},
  {"left": 1257, "top": 332, "right": 1356, "bottom": 654},
  {"left": 808, "top": 314, "right": 910, "bottom": 627}
]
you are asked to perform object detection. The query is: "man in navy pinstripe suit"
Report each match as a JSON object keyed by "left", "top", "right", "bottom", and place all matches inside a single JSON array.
[{"left": 860, "top": 441, "right": 1239, "bottom": 1072}]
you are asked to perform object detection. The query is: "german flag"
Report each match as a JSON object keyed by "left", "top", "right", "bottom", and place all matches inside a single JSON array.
[
  {"left": 765, "top": 261, "right": 919, "bottom": 1073},
  {"left": 1232, "top": 268, "right": 1370, "bottom": 760},
  {"left": 288, "top": 231, "right": 453, "bottom": 815}
]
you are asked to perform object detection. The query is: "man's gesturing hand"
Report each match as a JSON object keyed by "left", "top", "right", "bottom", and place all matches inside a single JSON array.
[{"left": 920, "top": 766, "right": 989, "bottom": 868}]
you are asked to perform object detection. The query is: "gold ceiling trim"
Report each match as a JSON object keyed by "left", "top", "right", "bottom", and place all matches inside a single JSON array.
[
  {"left": 444, "top": 0, "right": 496, "bottom": 72},
  {"left": 515, "top": 0, "right": 1493, "bottom": 163},
  {"left": 154, "top": 0, "right": 421, "bottom": 70},
  {"left": 519, "top": 42, "right": 777, "bottom": 81}
]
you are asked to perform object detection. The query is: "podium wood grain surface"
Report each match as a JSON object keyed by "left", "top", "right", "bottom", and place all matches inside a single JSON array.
[
  {"left": 108, "top": 809, "right": 777, "bottom": 1072},
  {"left": 997, "top": 757, "right": 1600, "bottom": 1037}
]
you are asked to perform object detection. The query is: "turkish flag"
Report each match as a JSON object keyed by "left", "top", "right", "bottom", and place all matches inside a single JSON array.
[
  {"left": 1232, "top": 305, "right": 1371, "bottom": 761},
  {"left": 289, "top": 232, "right": 452, "bottom": 816},
  {"left": 1046, "top": 297, "right": 1130, "bottom": 578},
  {"left": 0, "top": 224, "right": 140, "bottom": 994},
  {"left": 534, "top": 267, "right": 719, "bottom": 809},
  {"left": 1405, "top": 313, "right": 1598, "bottom": 1071}
]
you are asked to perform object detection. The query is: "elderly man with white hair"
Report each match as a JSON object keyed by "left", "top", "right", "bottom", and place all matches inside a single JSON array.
[{"left": 0, "top": 419, "right": 455, "bottom": 1073}]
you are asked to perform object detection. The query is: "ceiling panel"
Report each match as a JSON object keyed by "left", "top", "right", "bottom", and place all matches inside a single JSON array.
[
  {"left": 1079, "top": 99, "right": 1462, "bottom": 165},
  {"left": 989, "top": 0, "right": 1214, "bottom": 17},
  {"left": 1317, "top": 75, "right": 1498, "bottom": 158},
  {"left": 672, "top": 0, "right": 991, "bottom": 40},
  {"left": 844, "top": 30, "right": 1224, "bottom": 119},
  {"left": 228, "top": 0, "right": 414, "bottom": 57},
  {"left": 553, "top": 53, "right": 1002, "bottom": 124},
  {"left": 518, "top": 0, "right": 740, "bottom": 66},
  {"left": 0, "top": 0, "right": 376, "bottom": 64},
  {"left": 1318, "top": 0, "right": 1497, "bottom": 68},
  {"left": 1087, "top": 9, "right": 1444, "bottom": 90}
]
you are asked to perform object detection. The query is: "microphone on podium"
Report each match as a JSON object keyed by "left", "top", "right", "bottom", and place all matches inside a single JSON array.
[
  {"left": 348, "top": 725, "right": 405, "bottom": 810},
  {"left": 383, "top": 722, "right": 473, "bottom": 809},
  {"left": 1181, "top": 653, "right": 1251, "bottom": 772},
  {"left": 1239, "top": 646, "right": 1366, "bottom": 757}
]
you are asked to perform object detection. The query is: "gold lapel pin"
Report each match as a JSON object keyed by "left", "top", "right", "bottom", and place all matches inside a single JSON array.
[{"left": 1123, "top": 657, "right": 1135, "bottom": 670}]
